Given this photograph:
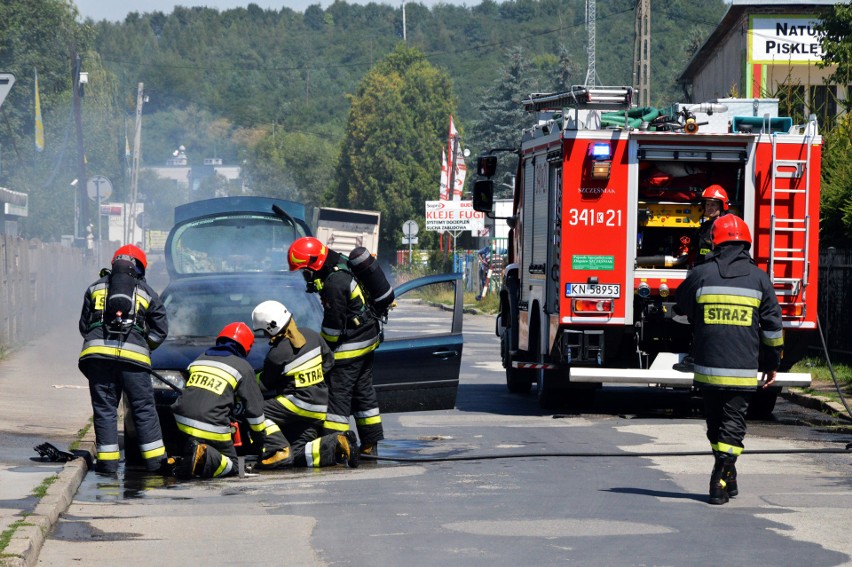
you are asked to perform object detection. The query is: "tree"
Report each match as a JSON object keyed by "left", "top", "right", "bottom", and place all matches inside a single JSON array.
[
  {"left": 328, "top": 44, "right": 456, "bottom": 258},
  {"left": 816, "top": 3, "right": 852, "bottom": 113},
  {"left": 246, "top": 129, "right": 337, "bottom": 207},
  {"left": 820, "top": 114, "right": 852, "bottom": 247},
  {"left": 0, "top": 0, "right": 98, "bottom": 240},
  {"left": 469, "top": 46, "right": 538, "bottom": 198}
]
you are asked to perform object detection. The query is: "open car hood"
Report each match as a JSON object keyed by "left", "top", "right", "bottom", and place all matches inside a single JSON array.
[{"left": 164, "top": 197, "right": 312, "bottom": 279}]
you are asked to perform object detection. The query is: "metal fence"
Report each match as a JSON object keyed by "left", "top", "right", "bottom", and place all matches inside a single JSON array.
[
  {"left": 817, "top": 247, "right": 852, "bottom": 359},
  {"left": 0, "top": 236, "right": 112, "bottom": 352}
]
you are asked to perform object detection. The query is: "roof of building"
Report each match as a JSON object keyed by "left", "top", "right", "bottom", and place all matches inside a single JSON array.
[{"left": 678, "top": 1, "right": 835, "bottom": 84}]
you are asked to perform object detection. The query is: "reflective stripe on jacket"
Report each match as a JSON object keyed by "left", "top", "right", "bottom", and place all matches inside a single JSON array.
[
  {"left": 260, "top": 327, "right": 334, "bottom": 418},
  {"left": 78, "top": 275, "right": 168, "bottom": 369},
  {"left": 318, "top": 268, "right": 379, "bottom": 360},
  {"left": 676, "top": 246, "right": 783, "bottom": 390},
  {"left": 172, "top": 352, "right": 266, "bottom": 442}
]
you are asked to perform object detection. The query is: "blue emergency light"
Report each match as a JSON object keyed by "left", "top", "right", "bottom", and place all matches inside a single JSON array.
[{"left": 590, "top": 142, "right": 612, "bottom": 161}]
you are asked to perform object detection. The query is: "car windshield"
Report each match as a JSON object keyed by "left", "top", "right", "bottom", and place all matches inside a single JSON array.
[
  {"left": 168, "top": 214, "right": 306, "bottom": 275},
  {"left": 163, "top": 282, "right": 322, "bottom": 338}
]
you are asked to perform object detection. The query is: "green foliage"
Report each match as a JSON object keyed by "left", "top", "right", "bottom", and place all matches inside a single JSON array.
[
  {"left": 246, "top": 129, "right": 337, "bottom": 206},
  {"left": 0, "top": 0, "right": 790, "bottom": 247},
  {"left": 816, "top": 2, "right": 852, "bottom": 112},
  {"left": 329, "top": 44, "right": 455, "bottom": 258},
  {"left": 820, "top": 113, "right": 852, "bottom": 247}
]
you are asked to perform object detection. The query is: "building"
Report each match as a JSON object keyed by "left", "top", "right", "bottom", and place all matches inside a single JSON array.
[
  {"left": 0, "top": 187, "right": 27, "bottom": 237},
  {"left": 145, "top": 146, "right": 244, "bottom": 193},
  {"left": 678, "top": 0, "right": 842, "bottom": 124}
]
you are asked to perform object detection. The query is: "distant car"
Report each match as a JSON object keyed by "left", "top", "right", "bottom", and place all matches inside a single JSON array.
[{"left": 124, "top": 196, "right": 463, "bottom": 459}]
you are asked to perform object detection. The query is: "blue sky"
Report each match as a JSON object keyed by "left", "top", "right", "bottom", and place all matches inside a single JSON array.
[{"left": 74, "top": 0, "right": 472, "bottom": 22}]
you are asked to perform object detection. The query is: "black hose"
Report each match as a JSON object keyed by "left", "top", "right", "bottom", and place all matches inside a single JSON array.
[{"left": 360, "top": 445, "right": 852, "bottom": 463}]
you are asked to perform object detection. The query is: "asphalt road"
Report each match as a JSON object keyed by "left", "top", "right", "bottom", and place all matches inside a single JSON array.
[{"left": 11, "top": 309, "right": 852, "bottom": 566}]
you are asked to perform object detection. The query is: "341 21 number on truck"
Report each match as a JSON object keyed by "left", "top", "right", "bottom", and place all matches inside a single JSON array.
[{"left": 473, "top": 85, "right": 819, "bottom": 418}]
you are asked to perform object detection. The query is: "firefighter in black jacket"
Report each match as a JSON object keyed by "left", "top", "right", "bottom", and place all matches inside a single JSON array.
[
  {"left": 676, "top": 215, "right": 783, "bottom": 505},
  {"left": 251, "top": 300, "right": 358, "bottom": 469},
  {"left": 78, "top": 245, "right": 170, "bottom": 474},
  {"left": 288, "top": 237, "right": 384, "bottom": 456},
  {"left": 691, "top": 184, "right": 730, "bottom": 266},
  {"left": 171, "top": 322, "right": 266, "bottom": 479}
]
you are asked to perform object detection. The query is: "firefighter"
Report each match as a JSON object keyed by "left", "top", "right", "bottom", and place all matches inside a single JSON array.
[
  {"left": 675, "top": 214, "right": 783, "bottom": 505},
  {"left": 691, "top": 184, "right": 730, "bottom": 266},
  {"left": 251, "top": 300, "right": 358, "bottom": 469},
  {"left": 288, "top": 237, "right": 384, "bottom": 457},
  {"left": 171, "top": 322, "right": 266, "bottom": 479},
  {"left": 78, "top": 245, "right": 171, "bottom": 474}
]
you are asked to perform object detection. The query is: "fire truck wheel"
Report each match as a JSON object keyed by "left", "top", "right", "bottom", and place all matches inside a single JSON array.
[
  {"left": 747, "top": 387, "right": 780, "bottom": 420},
  {"left": 537, "top": 370, "right": 562, "bottom": 410},
  {"left": 502, "top": 328, "right": 533, "bottom": 393}
]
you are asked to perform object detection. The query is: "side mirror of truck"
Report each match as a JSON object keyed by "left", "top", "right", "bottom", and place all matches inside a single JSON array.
[
  {"left": 477, "top": 155, "right": 498, "bottom": 178},
  {"left": 473, "top": 179, "right": 495, "bottom": 213}
]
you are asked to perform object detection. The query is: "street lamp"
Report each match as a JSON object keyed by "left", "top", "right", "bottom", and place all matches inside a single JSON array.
[{"left": 70, "top": 179, "right": 79, "bottom": 239}]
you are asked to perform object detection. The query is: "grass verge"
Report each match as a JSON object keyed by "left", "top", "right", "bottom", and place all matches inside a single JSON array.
[
  {"left": 790, "top": 356, "right": 852, "bottom": 403},
  {"left": 0, "top": 417, "right": 93, "bottom": 555}
]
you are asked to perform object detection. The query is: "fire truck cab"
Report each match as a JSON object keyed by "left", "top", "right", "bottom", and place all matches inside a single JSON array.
[{"left": 474, "top": 85, "right": 819, "bottom": 416}]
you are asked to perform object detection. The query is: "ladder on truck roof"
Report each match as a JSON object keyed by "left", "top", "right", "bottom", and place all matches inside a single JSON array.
[
  {"left": 523, "top": 85, "right": 634, "bottom": 112},
  {"left": 768, "top": 115, "right": 817, "bottom": 319}
]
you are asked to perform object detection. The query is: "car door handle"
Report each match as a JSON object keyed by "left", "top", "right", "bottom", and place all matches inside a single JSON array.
[{"left": 432, "top": 350, "right": 459, "bottom": 360}]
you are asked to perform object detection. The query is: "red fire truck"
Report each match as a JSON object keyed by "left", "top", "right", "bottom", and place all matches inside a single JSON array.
[{"left": 473, "top": 85, "right": 819, "bottom": 417}]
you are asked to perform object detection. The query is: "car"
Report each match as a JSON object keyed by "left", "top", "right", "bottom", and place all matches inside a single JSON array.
[{"left": 123, "top": 196, "right": 464, "bottom": 460}]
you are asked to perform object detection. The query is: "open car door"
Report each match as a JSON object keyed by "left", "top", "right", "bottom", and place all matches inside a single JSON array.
[{"left": 373, "top": 273, "right": 463, "bottom": 412}]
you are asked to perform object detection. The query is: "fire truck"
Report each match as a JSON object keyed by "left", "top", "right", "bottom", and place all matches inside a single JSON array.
[{"left": 473, "top": 85, "right": 819, "bottom": 417}]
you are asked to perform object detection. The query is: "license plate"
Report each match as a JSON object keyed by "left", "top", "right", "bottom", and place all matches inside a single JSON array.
[{"left": 566, "top": 283, "right": 621, "bottom": 298}]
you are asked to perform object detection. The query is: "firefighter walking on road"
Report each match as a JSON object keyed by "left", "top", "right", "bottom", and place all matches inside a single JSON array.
[
  {"left": 288, "top": 237, "right": 384, "bottom": 457},
  {"left": 251, "top": 300, "right": 358, "bottom": 469},
  {"left": 78, "top": 245, "right": 171, "bottom": 474},
  {"left": 171, "top": 322, "right": 266, "bottom": 479},
  {"left": 676, "top": 215, "right": 784, "bottom": 505}
]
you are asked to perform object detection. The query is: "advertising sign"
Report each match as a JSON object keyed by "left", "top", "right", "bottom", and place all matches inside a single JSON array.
[
  {"left": 425, "top": 200, "right": 485, "bottom": 232},
  {"left": 749, "top": 16, "right": 824, "bottom": 64}
]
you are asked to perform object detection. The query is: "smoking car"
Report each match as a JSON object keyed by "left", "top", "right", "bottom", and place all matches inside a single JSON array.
[{"left": 124, "top": 197, "right": 463, "bottom": 459}]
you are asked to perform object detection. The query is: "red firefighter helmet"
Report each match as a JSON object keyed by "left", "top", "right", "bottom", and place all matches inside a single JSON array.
[
  {"left": 288, "top": 237, "right": 328, "bottom": 272},
  {"left": 712, "top": 214, "right": 752, "bottom": 247},
  {"left": 216, "top": 322, "right": 255, "bottom": 355},
  {"left": 701, "top": 184, "right": 729, "bottom": 210},
  {"left": 113, "top": 244, "right": 147, "bottom": 270}
]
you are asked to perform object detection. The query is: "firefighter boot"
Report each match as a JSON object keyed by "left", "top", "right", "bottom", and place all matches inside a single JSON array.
[
  {"left": 708, "top": 452, "right": 730, "bottom": 505},
  {"left": 359, "top": 442, "right": 379, "bottom": 465},
  {"left": 176, "top": 440, "right": 207, "bottom": 479},
  {"left": 336, "top": 431, "right": 360, "bottom": 468},
  {"left": 724, "top": 456, "right": 738, "bottom": 498},
  {"left": 257, "top": 446, "right": 292, "bottom": 469}
]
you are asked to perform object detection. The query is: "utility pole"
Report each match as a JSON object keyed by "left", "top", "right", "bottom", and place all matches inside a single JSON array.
[
  {"left": 584, "top": 0, "right": 597, "bottom": 87},
  {"left": 402, "top": 2, "right": 407, "bottom": 41},
  {"left": 632, "top": 0, "right": 651, "bottom": 106},
  {"left": 72, "top": 52, "right": 88, "bottom": 240},
  {"left": 127, "top": 83, "right": 144, "bottom": 246}
]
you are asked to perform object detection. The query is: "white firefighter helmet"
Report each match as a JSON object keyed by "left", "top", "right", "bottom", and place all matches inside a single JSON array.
[{"left": 251, "top": 300, "right": 292, "bottom": 336}]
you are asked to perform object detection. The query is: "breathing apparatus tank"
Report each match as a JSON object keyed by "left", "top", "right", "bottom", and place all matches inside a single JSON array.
[{"left": 347, "top": 246, "right": 394, "bottom": 318}]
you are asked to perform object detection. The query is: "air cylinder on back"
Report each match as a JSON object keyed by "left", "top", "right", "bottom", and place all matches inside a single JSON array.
[{"left": 348, "top": 246, "right": 394, "bottom": 316}]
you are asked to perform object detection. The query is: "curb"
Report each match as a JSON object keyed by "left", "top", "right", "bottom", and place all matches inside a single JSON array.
[
  {"left": 1, "top": 441, "right": 94, "bottom": 567},
  {"left": 782, "top": 389, "right": 852, "bottom": 423}
]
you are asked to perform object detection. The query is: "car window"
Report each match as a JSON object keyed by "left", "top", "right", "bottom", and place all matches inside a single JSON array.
[
  {"left": 169, "top": 214, "right": 306, "bottom": 275},
  {"left": 163, "top": 286, "right": 322, "bottom": 338},
  {"left": 382, "top": 280, "right": 455, "bottom": 340}
]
